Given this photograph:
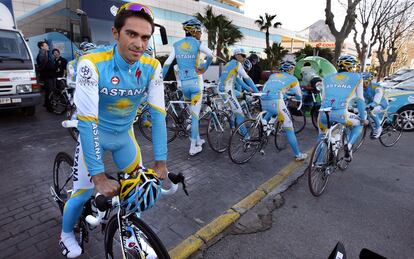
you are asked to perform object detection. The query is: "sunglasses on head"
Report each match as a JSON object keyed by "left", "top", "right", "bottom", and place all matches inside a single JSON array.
[{"left": 117, "top": 2, "right": 154, "bottom": 20}]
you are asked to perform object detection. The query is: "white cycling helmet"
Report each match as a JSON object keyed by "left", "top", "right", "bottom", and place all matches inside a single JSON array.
[{"left": 233, "top": 48, "right": 247, "bottom": 57}]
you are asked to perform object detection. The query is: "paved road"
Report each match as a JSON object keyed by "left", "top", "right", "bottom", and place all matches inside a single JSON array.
[
  {"left": 204, "top": 131, "right": 414, "bottom": 258},
  {"left": 0, "top": 105, "right": 317, "bottom": 259}
]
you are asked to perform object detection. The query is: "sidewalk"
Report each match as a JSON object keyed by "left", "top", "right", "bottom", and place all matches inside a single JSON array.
[{"left": 0, "top": 107, "right": 317, "bottom": 259}]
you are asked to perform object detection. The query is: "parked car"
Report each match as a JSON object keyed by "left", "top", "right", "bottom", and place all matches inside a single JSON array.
[
  {"left": 385, "top": 81, "right": 414, "bottom": 131},
  {"left": 383, "top": 68, "right": 413, "bottom": 81},
  {"left": 381, "top": 70, "right": 414, "bottom": 88}
]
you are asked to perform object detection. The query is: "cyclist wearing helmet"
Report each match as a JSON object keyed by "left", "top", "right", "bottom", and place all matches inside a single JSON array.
[
  {"left": 318, "top": 55, "right": 368, "bottom": 161},
  {"left": 59, "top": 3, "right": 168, "bottom": 258},
  {"left": 235, "top": 59, "right": 255, "bottom": 94},
  {"left": 162, "top": 18, "right": 213, "bottom": 156},
  {"left": 261, "top": 60, "right": 307, "bottom": 161},
  {"left": 66, "top": 42, "right": 97, "bottom": 88},
  {"left": 361, "top": 71, "right": 388, "bottom": 138},
  {"left": 219, "top": 48, "right": 258, "bottom": 129}
]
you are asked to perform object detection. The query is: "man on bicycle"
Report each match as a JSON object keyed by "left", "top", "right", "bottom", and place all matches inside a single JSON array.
[
  {"left": 59, "top": 3, "right": 168, "bottom": 258},
  {"left": 162, "top": 18, "right": 213, "bottom": 156},
  {"left": 261, "top": 60, "right": 308, "bottom": 161},
  {"left": 66, "top": 42, "right": 97, "bottom": 89},
  {"left": 362, "top": 71, "right": 388, "bottom": 138},
  {"left": 318, "top": 55, "right": 368, "bottom": 162},
  {"left": 219, "top": 48, "right": 259, "bottom": 130}
]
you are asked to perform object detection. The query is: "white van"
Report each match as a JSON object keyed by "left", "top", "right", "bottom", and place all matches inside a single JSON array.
[{"left": 0, "top": 3, "right": 40, "bottom": 115}]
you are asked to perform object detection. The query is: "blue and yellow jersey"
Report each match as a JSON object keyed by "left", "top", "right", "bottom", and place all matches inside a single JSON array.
[
  {"left": 74, "top": 45, "right": 167, "bottom": 176},
  {"left": 261, "top": 72, "right": 301, "bottom": 100},
  {"left": 162, "top": 36, "right": 213, "bottom": 81},
  {"left": 219, "top": 59, "right": 257, "bottom": 94},
  {"left": 364, "top": 82, "right": 388, "bottom": 108}
]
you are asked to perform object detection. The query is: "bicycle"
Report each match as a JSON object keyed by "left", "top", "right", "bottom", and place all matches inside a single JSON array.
[
  {"left": 352, "top": 106, "right": 407, "bottom": 151},
  {"left": 50, "top": 152, "right": 188, "bottom": 259},
  {"left": 48, "top": 78, "right": 74, "bottom": 115},
  {"left": 307, "top": 107, "right": 351, "bottom": 197},
  {"left": 284, "top": 94, "right": 306, "bottom": 134}
]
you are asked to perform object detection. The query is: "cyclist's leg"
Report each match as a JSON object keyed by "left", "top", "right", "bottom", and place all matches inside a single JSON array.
[
  {"left": 261, "top": 99, "right": 277, "bottom": 122},
  {"left": 229, "top": 94, "right": 247, "bottom": 136},
  {"left": 371, "top": 106, "right": 383, "bottom": 137},
  {"left": 60, "top": 138, "right": 96, "bottom": 258},
  {"left": 278, "top": 100, "right": 306, "bottom": 159},
  {"left": 315, "top": 111, "right": 329, "bottom": 164},
  {"left": 112, "top": 128, "right": 143, "bottom": 173},
  {"left": 345, "top": 111, "right": 363, "bottom": 146},
  {"left": 182, "top": 79, "right": 203, "bottom": 154}
]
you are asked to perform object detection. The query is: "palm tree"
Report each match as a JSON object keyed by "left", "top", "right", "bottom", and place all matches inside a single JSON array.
[
  {"left": 264, "top": 42, "right": 289, "bottom": 68},
  {"left": 255, "top": 13, "right": 282, "bottom": 50},
  {"left": 195, "top": 6, "right": 223, "bottom": 50},
  {"left": 215, "top": 16, "right": 244, "bottom": 60}
]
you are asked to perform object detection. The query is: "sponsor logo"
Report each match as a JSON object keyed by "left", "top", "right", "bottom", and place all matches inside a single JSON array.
[
  {"left": 176, "top": 54, "right": 196, "bottom": 59},
  {"left": 92, "top": 123, "right": 101, "bottom": 160},
  {"left": 325, "top": 84, "right": 352, "bottom": 89},
  {"left": 80, "top": 66, "right": 92, "bottom": 79},
  {"left": 78, "top": 66, "right": 97, "bottom": 86},
  {"left": 100, "top": 87, "right": 145, "bottom": 96},
  {"left": 73, "top": 141, "right": 80, "bottom": 182},
  {"left": 135, "top": 69, "right": 142, "bottom": 79},
  {"left": 111, "top": 76, "right": 120, "bottom": 85}
]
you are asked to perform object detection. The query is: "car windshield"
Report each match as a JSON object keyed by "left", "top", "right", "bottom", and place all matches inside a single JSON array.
[
  {"left": 395, "top": 79, "right": 414, "bottom": 91},
  {"left": 391, "top": 71, "right": 414, "bottom": 82},
  {"left": 0, "top": 29, "right": 30, "bottom": 60}
]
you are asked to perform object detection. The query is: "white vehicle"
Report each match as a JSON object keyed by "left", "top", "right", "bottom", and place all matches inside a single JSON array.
[
  {"left": 381, "top": 70, "right": 414, "bottom": 88},
  {"left": 0, "top": 3, "right": 40, "bottom": 115}
]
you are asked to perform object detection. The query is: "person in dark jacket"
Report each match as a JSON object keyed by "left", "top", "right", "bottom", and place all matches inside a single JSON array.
[
  {"left": 36, "top": 41, "right": 56, "bottom": 109},
  {"left": 52, "top": 48, "right": 68, "bottom": 78},
  {"left": 247, "top": 53, "right": 262, "bottom": 84}
]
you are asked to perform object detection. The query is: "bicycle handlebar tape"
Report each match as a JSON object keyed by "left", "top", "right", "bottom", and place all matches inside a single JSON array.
[{"left": 95, "top": 195, "right": 112, "bottom": 211}]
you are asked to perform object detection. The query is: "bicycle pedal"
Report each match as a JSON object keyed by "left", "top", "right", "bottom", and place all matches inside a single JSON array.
[{"left": 260, "top": 150, "right": 265, "bottom": 155}]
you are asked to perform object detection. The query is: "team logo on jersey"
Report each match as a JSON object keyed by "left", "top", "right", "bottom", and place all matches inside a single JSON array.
[
  {"left": 111, "top": 76, "right": 120, "bottom": 85},
  {"left": 135, "top": 69, "right": 142, "bottom": 79},
  {"left": 181, "top": 42, "right": 191, "bottom": 50},
  {"left": 335, "top": 74, "right": 347, "bottom": 80},
  {"left": 80, "top": 66, "right": 92, "bottom": 79}
]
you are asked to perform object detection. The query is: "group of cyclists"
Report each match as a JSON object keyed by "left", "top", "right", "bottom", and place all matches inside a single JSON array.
[{"left": 57, "top": 2, "right": 388, "bottom": 258}]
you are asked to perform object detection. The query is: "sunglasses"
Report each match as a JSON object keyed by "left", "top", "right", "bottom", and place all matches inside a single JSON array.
[{"left": 117, "top": 2, "right": 154, "bottom": 20}]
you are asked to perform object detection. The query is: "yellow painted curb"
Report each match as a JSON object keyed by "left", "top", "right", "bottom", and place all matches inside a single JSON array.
[
  {"left": 169, "top": 235, "right": 204, "bottom": 259},
  {"left": 195, "top": 209, "right": 240, "bottom": 243},
  {"left": 232, "top": 190, "right": 266, "bottom": 214},
  {"left": 258, "top": 161, "right": 303, "bottom": 193}
]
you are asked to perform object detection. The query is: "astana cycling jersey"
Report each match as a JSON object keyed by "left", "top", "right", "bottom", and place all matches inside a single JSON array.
[
  {"left": 364, "top": 82, "right": 388, "bottom": 108},
  {"left": 219, "top": 59, "right": 256, "bottom": 94},
  {"left": 261, "top": 72, "right": 302, "bottom": 100},
  {"left": 321, "top": 72, "right": 365, "bottom": 116},
  {"left": 162, "top": 36, "right": 213, "bottom": 81},
  {"left": 74, "top": 45, "right": 167, "bottom": 176}
]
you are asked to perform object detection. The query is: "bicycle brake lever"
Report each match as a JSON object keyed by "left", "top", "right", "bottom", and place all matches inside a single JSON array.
[{"left": 181, "top": 180, "right": 189, "bottom": 196}]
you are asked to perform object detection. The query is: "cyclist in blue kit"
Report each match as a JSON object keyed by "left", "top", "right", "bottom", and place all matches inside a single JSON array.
[
  {"left": 59, "top": 3, "right": 168, "bottom": 258},
  {"left": 162, "top": 18, "right": 214, "bottom": 156}
]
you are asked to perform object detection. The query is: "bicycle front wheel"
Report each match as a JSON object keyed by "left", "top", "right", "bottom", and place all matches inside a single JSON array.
[
  {"left": 352, "top": 125, "right": 367, "bottom": 153},
  {"left": 308, "top": 139, "right": 330, "bottom": 197},
  {"left": 289, "top": 107, "right": 306, "bottom": 134},
  {"left": 53, "top": 152, "right": 74, "bottom": 214},
  {"left": 228, "top": 119, "right": 262, "bottom": 164},
  {"left": 274, "top": 121, "right": 288, "bottom": 151},
  {"left": 207, "top": 111, "right": 232, "bottom": 153},
  {"left": 105, "top": 214, "right": 171, "bottom": 259},
  {"left": 66, "top": 105, "right": 79, "bottom": 142},
  {"left": 379, "top": 114, "right": 404, "bottom": 147},
  {"left": 48, "top": 91, "right": 69, "bottom": 114}
]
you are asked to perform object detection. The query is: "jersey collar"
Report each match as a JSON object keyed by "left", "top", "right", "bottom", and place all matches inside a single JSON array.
[{"left": 113, "top": 45, "right": 139, "bottom": 72}]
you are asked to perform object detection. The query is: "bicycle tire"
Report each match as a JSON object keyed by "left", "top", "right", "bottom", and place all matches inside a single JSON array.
[
  {"left": 53, "top": 152, "right": 74, "bottom": 214},
  {"left": 311, "top": 106, "right": 320, "bottom": 130},
  {"left": 352, "top": 125, "right": 367, "bottom": 153},
  {"left": 66, "top": 105, "right": 79, "bottom": 142},
  {"left": 137, "top": 108, "right": 177, "bottom": 143},
  {"left": 379, "top": 114, "right": 405, "bottom": 147},
  {"left": 228, "top": 119, "right": 262, "bottom": 164},
  {"left": 289, "top": 107, "right": 306, "bottom": 134},
  {"left": 207, "top": 111, "right": 232, "bottom": 153},
  {"left": 337, "top": 130, "right": 350, "bottom": 171},
  {"left": 105, "top": 214, "right": 171, "bottom": 259},
  {"left": 48, "top": 91, "right": 69, "bottom": 115},
  {"left": 274, "top": 121, "right": 288, "bottom": 151},
  {"left": 308, "top": 139, "right": 330, "bottom": 197}
]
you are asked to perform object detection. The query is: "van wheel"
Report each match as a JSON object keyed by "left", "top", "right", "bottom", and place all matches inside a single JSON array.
[{"left": 23, "top": 106, "right": 36, "bottom": 116}]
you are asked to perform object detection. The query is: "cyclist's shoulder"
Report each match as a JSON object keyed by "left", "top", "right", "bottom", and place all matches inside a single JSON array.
[
  {"left": 139, "top": 54, "right": 161, "bottom": 71},
  {"left": 79, "top": 46, "right": 115, "bottom": 66}
]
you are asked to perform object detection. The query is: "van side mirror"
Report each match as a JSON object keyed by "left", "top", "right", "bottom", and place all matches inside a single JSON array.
[{"left": 155, "top": 23, "right": 168, "bottom": 45}]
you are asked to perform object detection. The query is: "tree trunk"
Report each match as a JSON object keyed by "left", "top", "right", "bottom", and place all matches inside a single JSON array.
[
  {"left": 265, "top": 30, "right": 270, "bottom": 51},
  {"left": 333, "top": 38, "right": 345, "bottom": 64}
]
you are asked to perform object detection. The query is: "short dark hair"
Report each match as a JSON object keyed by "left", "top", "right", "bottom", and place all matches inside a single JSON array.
[
  {"left": 37, "top": 41, "right": 46, "bottom": 49},
  {"left": 114, "top": 10, "right": 154, "bottom": 33},
  {"left": 52, "top": 48, "right": 60, "bottom": 54}
]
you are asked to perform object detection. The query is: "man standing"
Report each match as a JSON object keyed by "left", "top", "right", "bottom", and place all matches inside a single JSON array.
[
  {"left": 36, "top": 41, "right": 56, "bottom": 109},
  {"left": 52, "top": 48, "right": 68, "bottom": 78}
]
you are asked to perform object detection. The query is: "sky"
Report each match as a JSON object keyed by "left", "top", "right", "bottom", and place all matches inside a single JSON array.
[{"left": 244, "top": 0, "right": 347, "bottom": 32}]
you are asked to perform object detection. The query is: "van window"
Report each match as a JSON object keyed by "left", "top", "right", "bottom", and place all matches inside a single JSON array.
[{"left": 0, "top": 29, "right": 30, "bottom": 60}]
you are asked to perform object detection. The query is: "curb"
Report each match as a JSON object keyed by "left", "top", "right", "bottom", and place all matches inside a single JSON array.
[{"left": 169, "top": 149, "right": 312, "bottom": 259}]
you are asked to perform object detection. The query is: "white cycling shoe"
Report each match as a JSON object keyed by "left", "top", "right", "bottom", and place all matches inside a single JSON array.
[
  {"left": 372, "top": 126, "right": 383, "bottom": 139},
  {"left": 295, "top": 153, "right": 308, "bottom": 161},
  {"left": 189, "top": 145, "right": 203, "bottom": 156},
  {"left": 196, "top": 137, "right": 205, "bottom": 146},
  {"left": 60, "top": 232, "right": 82, "bottom": 258}
]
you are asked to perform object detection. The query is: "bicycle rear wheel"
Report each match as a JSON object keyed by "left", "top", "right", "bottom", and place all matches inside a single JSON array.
[
  {"left": 308, "top": 139, "right": 330, "bottom": 197},
  {"left": 136, "top": 109, "right": 177, "bottom": 143},
  {"left": 289, "top": 107, "right": 306, "bottom": 134},
  {"left": 66, "top": 105, "right": 79, "bottom": 142},
  {"left": 48, "top": 91, "right": 69, "bottom": 114},
  {"left": 274, "top": 121, "right": 288, "bottom": 151},
  {"left": 379, "top": 114, "right": 405, "bottom": 147},
  {"left": 311, "top": 106, "right": 320, "bottom": 130},
  {"left": 52, "top": 152, "right": 74, "bottom": 214},
  {"left": 207, "top": 111, "right": 232, "bottom": 153},
  {"left": 105, "top": 214, "right": 171, "bottom": 259},
  {"left": 228, "top": 119, "right": 262, "bottom": 164},
  {"left": 352, "top": 125, "right": 367, "bottom": 153}
]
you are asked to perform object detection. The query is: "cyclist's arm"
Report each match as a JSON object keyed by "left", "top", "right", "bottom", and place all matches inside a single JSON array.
[
  {"left": 236, "top": 77, "right": 253, "bottom": 93},
  {"left": 290, "top": 80, "right": 303, "bottom": 101},
  {"left": 162, "top": 48, "right": 175, "bottom": 79},
  {"left": 237, "top": 64, "right": 259, "bottom": 93},
  {"left": 73, "top": 59, "right": 104, "bottom": 176},
  {"left": 198, "top": 43, "right": 213, "bottom": 71},
  {"left": 355, "top": 80, "right": 367, "bottom": 119},
  {"left": 373, "top": 86, "right": 384, "bottom": 105},
  {"left": 147, "top": 62, "right": 168, "bottom": 161}
]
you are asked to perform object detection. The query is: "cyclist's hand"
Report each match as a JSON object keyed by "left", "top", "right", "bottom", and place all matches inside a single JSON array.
[
  {"left": 92, "top": 173, "right": 120, "bottom": 197},
  {"left": 361, "top": 119, "right": 369, "bottom": 126},
  {"left": 153, "top": 160, "right": 168, "bottom": 180},
  {"left": 196, "top": 67, "right": 206, "bottom": 75}
]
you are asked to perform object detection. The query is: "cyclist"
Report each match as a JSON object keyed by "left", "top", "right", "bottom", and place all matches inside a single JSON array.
[
  {"left": 66, "top": 42, "right": 97, "bottom": 88},
  {"left": 219, "top": 48, "right": 259, "bottom": 130},
  {"left": 162, "top": 18, "right": 213, "bottom": 156},
  {"left": 59, "top": 3, "right": 168, "bottom": 258},
  {"left": 234, "top": 59, "right": 255, "bottom": 95},
  {"left": 362, "top": 71, "right": 388, "bottom": 138},
  {"left": 318, "top": 55, "right": 368, "bottom": 162},
  {"left": 261, "top": 60, "right": 308, "bottom": 161}
]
